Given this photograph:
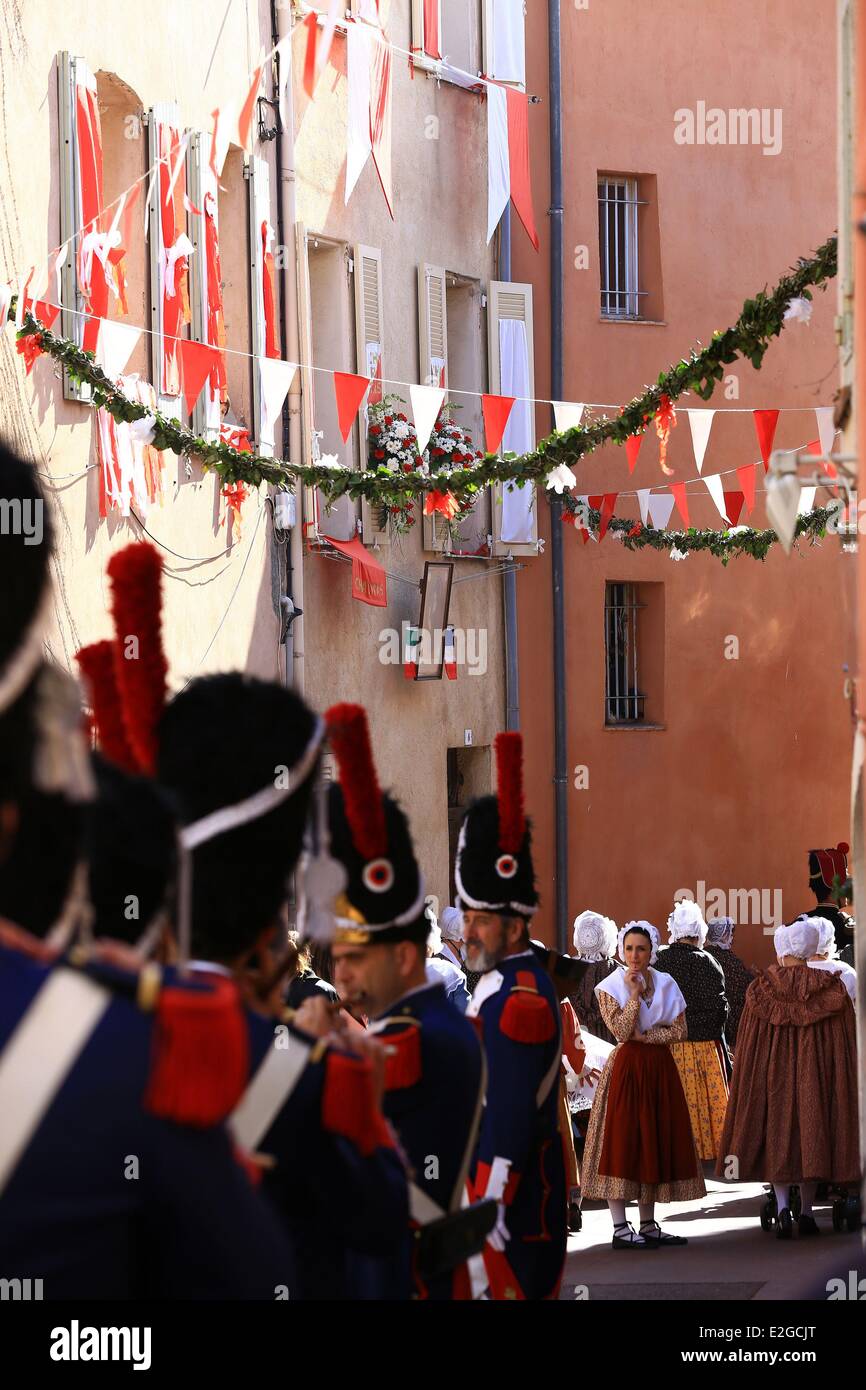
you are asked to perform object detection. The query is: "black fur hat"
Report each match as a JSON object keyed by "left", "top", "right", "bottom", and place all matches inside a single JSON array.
[
  {"left": 326, "top": 704, "right": 427, "bottom": 945},
  {"left": 455, "top": 732, "right": 538, "bottom": 917}
]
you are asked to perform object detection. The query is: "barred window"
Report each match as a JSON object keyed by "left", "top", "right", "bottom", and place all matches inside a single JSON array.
[
  {"left": 605, "top": 582, "right": 646, "bottom": 723},
  {"left": 597, "top": 176, "right": 646, "bottom": 319}
]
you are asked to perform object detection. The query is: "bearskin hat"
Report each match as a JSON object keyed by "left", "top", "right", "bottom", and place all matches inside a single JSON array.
[{"left": 454, "top": 731, "right": 538, "bottom": 918}]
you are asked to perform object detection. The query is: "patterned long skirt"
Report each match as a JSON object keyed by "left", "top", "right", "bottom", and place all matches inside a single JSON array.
[{"left": 668, "top": 1040, "right": 729, "bottom": 1161}]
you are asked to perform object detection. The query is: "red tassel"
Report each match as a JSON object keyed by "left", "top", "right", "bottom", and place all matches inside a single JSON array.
[
  {"left": 495, "top": 731, "right": 525, "bottom": 853},
  {"left": 76, "top": 640, "right": 139, "bottom": 773},
  {"left": 325, "top": 703, "right": 387, "bottom": 860},
  {"left": 321, "top": 1051, "right": 393, "bottom": 1157},
  {"left": 382, "top": 1025, "right": 423, "bottom": 1091},
  {"left": 144, "top": 977, "right": 250, "bottom": 1127},
  {"left": 500, "top": 974, "right": 556, "bottom": 1044},
  {"left": 106, "top": 542, "right": 168, "bottom": 776}
]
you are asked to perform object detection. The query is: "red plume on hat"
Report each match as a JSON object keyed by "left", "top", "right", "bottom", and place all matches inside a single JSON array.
[
  {"left": 495, "top": 731, "right": 526, "bottom": 853},
  {"left": 325, "top": 703, "right": 387, "bottom": 860},
  {"left": 76, "top": 542, "right": 168, "bottom": 776},
  {"left": 76, "top": 640, "right": 139, "bottom": 774}
]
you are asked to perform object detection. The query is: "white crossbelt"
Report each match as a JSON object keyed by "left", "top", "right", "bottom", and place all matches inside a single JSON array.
[
  {"left": 229, "top": 1029, "right": 312, "bottom": 1151},
  {"left": 0, "top": 968, "right": 111, "bottom": 1198}
]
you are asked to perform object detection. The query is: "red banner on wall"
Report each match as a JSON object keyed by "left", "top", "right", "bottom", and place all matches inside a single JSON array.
[{"left": 325, "top": 536, "right": 388, "bottom": 607}]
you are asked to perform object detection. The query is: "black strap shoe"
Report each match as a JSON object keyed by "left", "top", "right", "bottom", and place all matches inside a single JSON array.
[
  {"left": 639, "top": 1220, "right": 688, "bottom": 1248},
  {"left": 797, "top": 1213, "right": 820, "bottom": 1237},
  {"left": 776, "top": 1207, "right": 793, "bottom": 1240},
  {"left": 612, "top": 1221, "right": 646, "bottom": 1249}
]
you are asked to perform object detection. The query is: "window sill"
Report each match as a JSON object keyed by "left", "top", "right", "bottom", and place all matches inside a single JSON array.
[
  {"left": 603, "top": 722, "right": 666, "bottom": 731},
  {"left": 598, "top": 317, "right": 668, "bottom": 327}
]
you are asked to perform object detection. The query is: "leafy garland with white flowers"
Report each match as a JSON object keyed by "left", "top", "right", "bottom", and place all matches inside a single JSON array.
[
  {"left": 563, "top": 500, "right": 840, "bottom": 564},
  {"left": 6, "top": 235, "right": 838, "bottom": 556}
]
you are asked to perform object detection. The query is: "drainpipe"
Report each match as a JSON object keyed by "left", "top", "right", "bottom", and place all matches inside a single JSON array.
[
  {"left": 499, "top": 208, "right": 520, "bottom": 732},
  {"left": 548, "top": 0, "right": 568, "bottom": 953},
  {"left": 272, "top": 0, "right": 305, "bottom": 696}
]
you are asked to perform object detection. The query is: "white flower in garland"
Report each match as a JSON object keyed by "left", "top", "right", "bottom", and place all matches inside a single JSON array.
[
  {"left": 669, "top": 546, "right": 689, "bottom": 561},
  {"left": 783, "top": 296, "right": 813, "bottom": 325},
  {"left": 545, "top": 462, "right": 577, "bottom": 494},
  {"left": 318, "top": 453, "right": 345, "bottom": 470}
]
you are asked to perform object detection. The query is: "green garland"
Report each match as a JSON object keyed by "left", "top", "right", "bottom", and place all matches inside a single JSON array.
[
  {"left": 8, "top": 234, "right": 836, "bottom": 512},
  {"left": 565, "top": 502, "right": 837, "bottom": 564}
]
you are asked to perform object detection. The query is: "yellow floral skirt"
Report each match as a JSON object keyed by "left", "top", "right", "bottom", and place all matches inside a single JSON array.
[{"left": 669, "top": 1040, "right": 729, "bottom": 1161}]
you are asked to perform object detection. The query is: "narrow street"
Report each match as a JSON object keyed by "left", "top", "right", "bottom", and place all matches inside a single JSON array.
[{"left": 561, "top": 1178, "right": 862, "bottom": 1300}]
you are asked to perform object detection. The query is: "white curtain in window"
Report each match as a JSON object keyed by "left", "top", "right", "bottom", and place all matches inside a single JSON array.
[
  {"left": 490, "top": 0, "right": 525, "bottom": 87},
  {"left": 499, "top": 317, "right": 534, "bottom": 543},
  {"left": 346, "top": 23, "right": 373, "bottom": 203},
  {"left": 487, "top": 82, "right": 510, "bottom": 242}
]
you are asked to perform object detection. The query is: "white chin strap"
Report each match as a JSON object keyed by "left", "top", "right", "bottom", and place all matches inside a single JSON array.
[{"left": 175, "top": 716, "right": 324, "bottom": 967}]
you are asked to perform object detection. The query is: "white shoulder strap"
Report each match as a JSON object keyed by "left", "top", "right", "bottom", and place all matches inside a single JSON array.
[
  {"left": 229, "top": 1026, "right": 312, "bottom": 1152},
  {"left": 0, "top": 968, "right": 111, "bottom": 1197}
]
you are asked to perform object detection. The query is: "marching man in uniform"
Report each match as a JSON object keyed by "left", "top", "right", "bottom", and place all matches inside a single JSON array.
[
  {"left": 323, "top": 703, "right": 488, "bottom": 1299},
  {"left": 457, "top": 732, "right": 568, "bottom": 1301}
]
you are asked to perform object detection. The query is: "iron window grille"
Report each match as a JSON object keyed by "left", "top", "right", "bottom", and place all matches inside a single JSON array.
[
  {"left": 605, "top": 582, "right": 646, "bottom": 723},
  {"left": 598, "top": 177, "right": 648, "bottom": 319}
]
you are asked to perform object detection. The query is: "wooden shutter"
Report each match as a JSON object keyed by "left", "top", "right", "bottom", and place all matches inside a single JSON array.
[
  {"left": 355, "top": 244, "right": 389, "bottom": 546},
  {"left": 146, "top": 102, "right": 183, "bottom": 414},
  {"left": 187, "top": 131, "right": 221, "bottom": 439},
  {"left": 482, "top": 0, "right": 526, "bottom": 89},
  {"left": 295, "top": 220, "right": 321, "bottom": 539},
  {"left": 488, "top": 278, "right": 538, "bottom": 555},
  {"left": 418, "top": 265, "right": 449, "bottom": 552},
  {"left": 248, "top": 154, "right": 274, "bottom": 455},
  {"left": 57, "top": 53, "right": 96, "bottom": 402}
]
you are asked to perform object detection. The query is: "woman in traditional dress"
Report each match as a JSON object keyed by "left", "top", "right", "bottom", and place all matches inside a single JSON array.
[
  {"left": 717, "top": 917, "right": 859, "bottom": 1238},
  {"left": 581, "top": 922, "right": 705, "bottom": 1249},
  {"left": 704, "top": 916, "right": 755, "bottom": 1053},
  {"left": 806, "top": 914, "right": 857, "bottom": 1003},
  {"left": 655, "top": 900, "right": 730, "bottom": 1161},
  {"left": 570, "top": 909, "right": 618, "bottom": 1045}
]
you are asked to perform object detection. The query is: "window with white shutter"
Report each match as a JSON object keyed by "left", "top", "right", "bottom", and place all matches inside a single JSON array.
[
  {"left": 57, "top": 53, "right": 101, "bottom": 402},
  {"left": 487, "top": 278, "right": 538, "bottom": 555},
  {"left": 412, "top": 2, "right": 483, "bottom": 77},
  {"left": 354, "top": 243, "right": 389, "bottom": 546},
  {"left": 296, "top": 226, "right": 358, "bottom": 543},
  {"left": 482, "top": 0, "right": 526, "bottom": 90},
  {"left": 146, "top": 102, "right": 189, "bottom": 417}
]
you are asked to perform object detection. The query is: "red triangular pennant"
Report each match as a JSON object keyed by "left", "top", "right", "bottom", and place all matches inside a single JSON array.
[
  {"left": 333, "top": 371, "right": 371, "bottom": 441},
  {"left": 598, "top": 493, "right": 618, "bottom": 539},
  {"left": 302, "top": 12, "right": 318, "bottom": 99},
  {"left": 753, "top": 408, "right": 780, "bottom": 473},
  {"left": 587, "top": 494, "right": 603, "bottom": 512},
  {"left": 625, "top": 433, "right": 644, "bottom": 474},
  {"left": 723, "top": 490, "right": 745, "bottom": 527},
  {"left": 505, "top": 88, "right": 539, "bottom": 251},
  {"left": 179, "top": 339, "right": 220, "bottom": 416},
  {"left": 25, "top": 297, "right": 60, "bottom": 330},
  {"left": 736, "top": 463, "right": 757, "bottom": 513},
  {"left": 482, "top": 394, "right": 516, "bottom": 455},
  {"left": 670, "top": 482, "right": 690, "bottom": 527},
  {"left": 238, "top": 64, "right": 264, "bottom": 152}
]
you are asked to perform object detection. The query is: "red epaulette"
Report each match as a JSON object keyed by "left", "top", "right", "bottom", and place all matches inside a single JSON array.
[
  {"left": 382, "top": 1022, "right": 423, "bottom": 1092},
  {"left": 500, "top": 971, "right": 557, "bottom": 1044},
  {"left": 321, "top": 1050, "right": 394, "bottom": 1157},
  {"left": 143, "top": 974, "right": 250, "bottom": 1128}
]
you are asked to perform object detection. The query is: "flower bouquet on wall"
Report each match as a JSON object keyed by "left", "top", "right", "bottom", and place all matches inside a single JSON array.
[
  {"left": 424, "top": 403, "right": 484, "bottom": 550},
  {"left": 367, "top": 394, "right": 426, "bottom": 536}
]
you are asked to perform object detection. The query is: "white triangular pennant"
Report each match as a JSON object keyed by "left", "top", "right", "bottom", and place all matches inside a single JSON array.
[
  {"left": 702, "top": 474, "right": 730, "bottom": 525},
  {"left": 96, "top": 320, "right": 142, "bottom": 380},
  {"left": 553, "top": 401, "right": 585, "bottom": 433},
  {"left": 259, "top": 358, "right": 298, "bottom": 446},
  {"left": 686, "top": 409, "right": 715, "bottom": 474},
  {"left": 765, "top": 472, "right": 801, "bottom": 554},
  {"left": 636, "top": 488, "right": 651, "bottom": 527},
  {"left": 346, "top": 23, "right": 373, "bottom": 203},
  {"left": 797, "top": 485, "right": 817, "bottom": 515},
  {"left": 647, "top": 493, "right": 676, "bottom": 530},
  {"left": 410, "top": 383, "right": 446, "bottom": 456},
  {"left": 487, "top": 82, "right": 510, "bottom": 242},
  {"left": 815, "top": 406, "right": 835, "bottom": 461}
]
